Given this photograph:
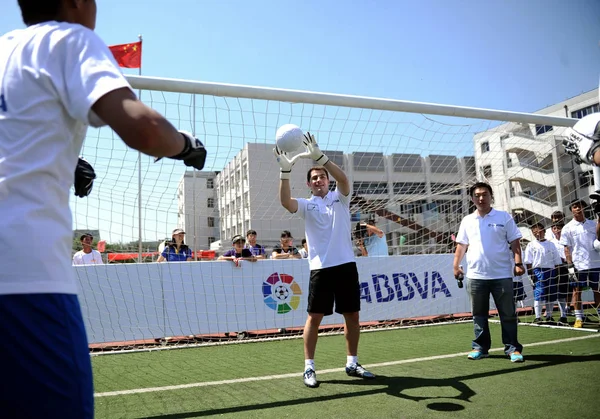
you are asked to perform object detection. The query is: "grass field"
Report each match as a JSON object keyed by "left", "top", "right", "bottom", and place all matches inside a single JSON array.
[{"left": 92, "top": 322, "right": 599, "bottom": 418}]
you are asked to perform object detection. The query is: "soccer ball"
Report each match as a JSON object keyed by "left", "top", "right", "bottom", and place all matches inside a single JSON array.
[{"left": 276, "top": 124, "right": 304, "bottom": 153}]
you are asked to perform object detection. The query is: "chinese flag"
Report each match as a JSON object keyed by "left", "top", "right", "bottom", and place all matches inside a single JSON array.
[{"left": 108, "top": 41, "right": 142, "bottom": 69}]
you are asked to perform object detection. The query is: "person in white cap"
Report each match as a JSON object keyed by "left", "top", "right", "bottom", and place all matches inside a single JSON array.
[{"left": 157, "top": 229, "right": 192, "bottom": 262}]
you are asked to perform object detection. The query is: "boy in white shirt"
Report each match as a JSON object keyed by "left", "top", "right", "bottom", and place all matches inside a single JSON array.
[
  {"left": 524, "top": 223, "right": 564, "bottom": 323},
  {"left": 72, "top": 233, "right": 104, "bottom": 265}
]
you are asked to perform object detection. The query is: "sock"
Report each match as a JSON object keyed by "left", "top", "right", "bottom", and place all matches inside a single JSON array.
[
  {"left": 347, "top": 355, "right": 358, "bottom": 367},
  {"left": 575, "top": 310, "right": 584, "bottom": 321},
  {"left": 534, "top": 301, "right": 542, "bottom": 318},
  {"left": 305, "top": 359, "right": 315, "bottom": 371},
  {"left": 545, "top": 302, "right": 553, "bottom": 319},
  {"left": 558, "top": 300, "right": 567, "bottom": 317}
]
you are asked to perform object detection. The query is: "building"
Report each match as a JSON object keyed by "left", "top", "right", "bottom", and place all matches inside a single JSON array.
[
  {"left": 474, "top": 88, "right": 599, "bottom": 241},
  {"left": 179, "top": 143, "right": 476, "bottom": 255},
  {"left": 176, "top": 171, "right": 220, "bottom": 251}
]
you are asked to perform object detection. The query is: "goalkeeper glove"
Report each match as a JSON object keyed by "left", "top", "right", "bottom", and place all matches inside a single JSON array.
[
  {"left": 567, "top": 263, "right": 578, "bottom": 282},
  {"left": 562, "top": 113, "right": 600, "bottom": 166},
  {"left": 74, "top": 157, "right": 96, "bottom": 198},
  {"left": 529, "top": 274, "right": 537, "bottom": 286},
  {"left": 302, "top": 132, "right": 329, "bottom": 165},
  {"left": 155, "top": 130, "right": 207, "bottom": 170},
  {"left": 273, "top": 146, "right": 303, "bottom": 180}
]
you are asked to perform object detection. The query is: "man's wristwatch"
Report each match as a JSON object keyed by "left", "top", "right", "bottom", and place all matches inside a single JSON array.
[{"left": 515, "top": 263, "right": 523, "bottom": 267}]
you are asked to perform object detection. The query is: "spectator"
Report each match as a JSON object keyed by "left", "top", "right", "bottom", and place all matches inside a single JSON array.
[
  {"left": 72, "top": 233, "right": 104, "bottom": 265},
  {"left": 453, "top": 182, "right": 524, "bottom": 363},
  {"left": 157, "top": 229, "right": 192, "bottom": 262},
  {"left": 272, "top": 230, "right": 302, "bottom": 259},
  {"left": 355, "top": 219, "right": 389, "bottom": 257},
  {"left": 545, "top": 210, "right": 565, "bottom": 241},
  {"left": 524, "top": 222, "right": 564, "bottom": 323},
  {"left": 245, "top": 229, "right": 266, "bottom": 259},
  {"left": 299, "top": 238, "right": 309, "bottom": 258},
  {"left": 560, "top": 199, "right": 600, "bottom": 328},
  {"left": 218, "top": 235, "right": 257, "bottom": 265},
  {"left": 275, "top": 131, "right": 375, "bottom": 389},
  {"left": 548, "top": 222, "right": 571, "bottom": 325}
]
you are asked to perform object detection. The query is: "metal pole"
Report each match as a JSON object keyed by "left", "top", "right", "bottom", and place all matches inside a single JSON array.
[
  {"left": 192, "top": 95, "right": 198, "bottom": 261},
  {"left": 137, "top": 34, "right": 143, "bottom": 263}
]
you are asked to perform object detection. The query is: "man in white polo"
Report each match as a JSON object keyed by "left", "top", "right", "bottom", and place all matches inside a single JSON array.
[
  {"left": 72, "top": 233, "right": 104, "bottom": 265},
  {"left": 453, "top": 182, "right": 525, "bottom": 363},
  {"left": 559, "top": 199, "right": 600, "bottom": 328}
]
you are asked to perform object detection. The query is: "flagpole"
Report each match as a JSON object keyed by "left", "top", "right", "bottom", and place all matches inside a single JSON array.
[{"left": 137, "top": 34, "right": 143, "bottom": 263}]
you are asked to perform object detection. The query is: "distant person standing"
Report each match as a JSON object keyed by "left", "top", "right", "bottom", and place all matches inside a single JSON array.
[
  {"left": 157, "top": 229, "right": 193, "bottom": 262},
  {"left": 355, "top": 219, "right": 389, "bottom": 257},
  {"left": 245, "top": 229, "right": 266, "bottom": 259},
  {"left": 72, "top": 233, "right": 104, "bottom": 265},
  {"left": 271, "top": 230, "right": 302, "bottom": 259},
  {"left": 299, "top": 238, "right": 309, "bottom": 258},
  {"left": 453, "top": 182, "right": 524, "bottom": 363}
]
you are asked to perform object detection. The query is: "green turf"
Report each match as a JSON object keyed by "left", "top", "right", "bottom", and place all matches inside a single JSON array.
[{"left": 93, "top": 323, "right": 599, "bottom": 418}]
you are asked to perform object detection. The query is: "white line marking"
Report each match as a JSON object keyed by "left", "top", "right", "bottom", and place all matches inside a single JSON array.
[{"left": 95, "top": 333, "right": 599, "bottom": 398}]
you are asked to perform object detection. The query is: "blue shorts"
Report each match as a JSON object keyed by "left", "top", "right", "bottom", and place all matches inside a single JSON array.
[
  {"left": 532, "top": 268, "right": 556, "bottom": 301},
  {"left": 574, "top": 268, "right": 600, "bottom": 291},
  {"left": 0, "top": 294, "right": 93, "bottom": 418}
]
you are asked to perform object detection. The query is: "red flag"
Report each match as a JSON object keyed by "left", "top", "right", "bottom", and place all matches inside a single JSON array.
[{"left": 108, "top": 41, "right": 142, "bottom": 68}]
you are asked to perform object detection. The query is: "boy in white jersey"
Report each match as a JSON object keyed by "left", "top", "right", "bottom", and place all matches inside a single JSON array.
[
  {"left": 72, "top": 233, "right": 104, "bottom": 265},
  {"left": 524, "top": 223, "right": 564, "bottom": 323},
  {"left": 548, "top": 223, "right": 571, "bottom": 324},
  {"left": 560, "top": 199, "right": 600, "bottom": 328},
  {"left": 275, "top": 132, "right": 375, "bottom": 388},
  {"left": 0, "top": 1, "right": 206, "bottom": 417}
]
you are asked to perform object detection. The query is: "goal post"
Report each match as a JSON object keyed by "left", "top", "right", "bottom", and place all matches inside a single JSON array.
[{"left": 72, "top": 75, "right": 597, "bottom": 349}]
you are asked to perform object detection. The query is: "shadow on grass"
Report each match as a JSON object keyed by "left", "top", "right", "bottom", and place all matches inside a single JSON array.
[{"left": 139, "top": 354, "right": 600, "bottom": 419}]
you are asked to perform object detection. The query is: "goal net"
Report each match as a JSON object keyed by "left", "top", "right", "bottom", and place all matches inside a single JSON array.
[{"left": 72, "top": 76, "right": 597, "bottom": 351}]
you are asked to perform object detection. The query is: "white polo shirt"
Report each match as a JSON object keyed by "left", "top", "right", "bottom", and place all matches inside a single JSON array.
[
  {"left": 0, "top": 22, "right": 131, "bottom": 295},
  {"left": 549, "top": 236, "right": 566, "bottom": 261},
  {"left": 524, "top": 240, "right": 562, "bottom": 269},
  {"left": 296, "top": 188, "right": 354, "bottom": 270},
  {"left": 73, "top": 250, "right": 104, "bottom": 266},
  {"left": 559, "top": 218, "right": 600, "bottom": 270},
  {"left": 455, "top": 208, "right": 522, "bottom": 280}
]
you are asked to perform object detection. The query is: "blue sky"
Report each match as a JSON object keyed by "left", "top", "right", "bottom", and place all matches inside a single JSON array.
[{"left": 1, "top": 0, "right": 599, "bottom": 244}]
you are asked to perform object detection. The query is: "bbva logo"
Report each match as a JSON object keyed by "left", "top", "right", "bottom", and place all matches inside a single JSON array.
[
  {"left": 361, "top": 271, "right": 451, "bottom": 303},
  {"left": 262, "top": 272, "right": 302, "bottom": 314}
]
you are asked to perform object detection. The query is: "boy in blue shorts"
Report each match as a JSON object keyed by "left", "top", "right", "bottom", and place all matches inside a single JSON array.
[{"left": 524, "top": 223, "right": 563, "bottom": 323}]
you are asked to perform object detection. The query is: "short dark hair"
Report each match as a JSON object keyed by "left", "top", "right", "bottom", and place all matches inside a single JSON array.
[
  {"left": 306, "top": 166, "right": 329, "bottom": 183},
  {"left": 550, "top": 211, "right": 565, "bottom": 220},
  {"left": 530, "top": 222, "right": 545, "bottom": 231},
  {"left": 569, "top": 198, "right": 588, "bottom": 210},
  {"left": 469, "top": 182, "right": 493, "bottom": 198},
  {"left": 280, "top": 230, "right": 293, "bottom": 238},
  {"left": 18, "top": 0, "right": 62, "bottom": 25},
  {"left": 246, "top": 229, "right": 257, "bottom": 237},
  {"left": 301, "top": 238, "right": 307, "bottom": 245},
  {"left": 80, "top": 233, "right": 93, "bottom": 241}
]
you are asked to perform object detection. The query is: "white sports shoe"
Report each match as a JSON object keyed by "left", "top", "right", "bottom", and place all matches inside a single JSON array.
[{"left": 303, "top": 368, "right": 319, "bottom": 388}]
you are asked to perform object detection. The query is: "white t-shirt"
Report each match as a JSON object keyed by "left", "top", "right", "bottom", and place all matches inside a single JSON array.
[
  {"left": 549, "top": 236, "right": 566, "bottom": 261},
  {"left": 73, "top": 250, "right": 104, "bottom": 265},
  {"left": 0, "top": 22, "right": 131, "bottom": 295},
  {"left": 296, "top": 188, "right": 354, "bottom": 270},
  {"left": 455, "top": 208, "right": 522, "bottom": 280},
  {"left": 559, "top": 218, "right": 600, "bottom": 270},
  {"left": 524, "top": 240, "right": 562, "bottom": 269},
  {"left": 544, "top": 227, "right": 557, "bottom": 241}
]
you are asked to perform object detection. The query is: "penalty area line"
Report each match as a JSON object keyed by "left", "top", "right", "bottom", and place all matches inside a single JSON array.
[{"left": 95, "top": 333, "right": 599, "bottom": 398}]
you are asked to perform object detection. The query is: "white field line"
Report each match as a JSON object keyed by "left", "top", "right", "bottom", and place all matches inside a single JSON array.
[{"left": 95, "top": 333, "right": 599, "bottom": 398}]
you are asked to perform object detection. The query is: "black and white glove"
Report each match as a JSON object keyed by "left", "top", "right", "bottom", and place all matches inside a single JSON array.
[
  {"left": 567, "top": 263, "right": 578, "bottom": 282},
  {"left": 590, "top": 192, "right": 600, "bottom": 217},
  {"left": 302, "top": 132, "right": 329, "bottom": 166},
  {"left": 562, "top": 113, "right": 600, "bottom": 166},
  {"left": 155, "top": 130, "right": 207, "bottom": 170},
  {"left": 529, "top": 274, "right": 537, "bottom": 286},
  {"left": 74, "top": 157, "right": 96, "bottom": 198},
  {"left": 273, "top": 146, "right": 303, "bottom": 180}
]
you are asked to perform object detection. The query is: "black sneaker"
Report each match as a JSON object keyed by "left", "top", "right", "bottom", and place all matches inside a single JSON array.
[
  {"left": 533, "top": 317, "right": 542, "bottom": 324},
  {"left": 558, "top": 317, "right": 569, "bottom": 325},
  {"left": 303, "top": 368, "right": 319, "bottom": 388},
  {"left": 345, "top": 363, "right": 375, "bottom": 379}
]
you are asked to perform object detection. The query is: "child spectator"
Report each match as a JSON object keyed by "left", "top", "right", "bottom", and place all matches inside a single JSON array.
[{"left": 219, "top": 235, "right": 257, "bottom": 266}]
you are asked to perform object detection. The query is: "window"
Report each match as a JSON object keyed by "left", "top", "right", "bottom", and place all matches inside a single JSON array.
[
  {"left": 393, "top": 182, "right": 427, "bottom": 194},
  {"left": 480, "top": 141, "right": 490, "bottom": 154},
  {"left": 482, "top": 165, "right": 492, "bottom": 178},
  {"left": 244, "top": 192, "right": 249, "bottom": 208},
  {"left": 208, "top": 237, "right": 215, "bottom": 247},
  {"left": 571, "top": 103, "right": 599, "bottom": 119},
  {"left": 535, "top": 124, "right": 553, "bottom": 135},
  {"left": 242, "top": 164, "right": 248, "bottom": 181},
  {"left": 207, "top": 198, "right": 214, "bottom": 208},
  {"left": 499, "top": 134, "right": 510, "bottom": 141},
  {"left": 206, "top": 178, "right": 214, "bottom": 189},
  {"left": 207, "top": 217, "right": 215, "bottom": 227},
  {"left": 430, "top": 183, "right": 462, "bottom": 195},
  {"left": 353, "top": 181, "right": 388, "bottom": 194}
]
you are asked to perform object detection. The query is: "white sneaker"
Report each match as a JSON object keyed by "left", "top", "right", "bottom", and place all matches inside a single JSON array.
[{"left": 303, "top": 368, "right": 319, "bottom": 388}]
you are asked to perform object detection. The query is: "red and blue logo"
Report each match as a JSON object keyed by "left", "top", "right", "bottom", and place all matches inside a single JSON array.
[{"left": 263, "top": 272, "right": 302, "bottom": 314}]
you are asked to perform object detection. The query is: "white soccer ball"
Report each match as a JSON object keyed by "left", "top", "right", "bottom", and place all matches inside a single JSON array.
[{"left": 276, "top": 124, "right": 304, "bottom": 153}]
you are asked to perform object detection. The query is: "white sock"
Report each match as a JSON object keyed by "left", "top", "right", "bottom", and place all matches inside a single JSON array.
[
  {"left": 534, "top": 301, "right": 542, "bottom": 318},
  {"left": 305, "top": 359, "right": 315, "bottom": 371},
  {"left": 575, "top": 310, "right": 584, "bottom": 321},
  {"left": 545, "top": 302, "right": 553, "bottom": 319},
  {"left": 558, "top": 300, "right": 567, "bottom": 317},
  {"left": 347, "top": 355, "right": 358, "bottom": 367}
]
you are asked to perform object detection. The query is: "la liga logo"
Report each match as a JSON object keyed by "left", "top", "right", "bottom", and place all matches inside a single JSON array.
[{"left": 262, "top": 272, "right": 302, "bottom": 314}]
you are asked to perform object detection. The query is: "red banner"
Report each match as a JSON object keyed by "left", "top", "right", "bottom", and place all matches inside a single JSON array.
[{"left": 108, "top": 41, "right": 142, "bottom": 68}]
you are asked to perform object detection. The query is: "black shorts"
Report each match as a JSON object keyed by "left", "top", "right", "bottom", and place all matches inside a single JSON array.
[
  {"left": 555, "top": 265, "right": 570, "bottom": 297},
  {"left": 307, "top": 262, "right": 361, "bottom": 316}
]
